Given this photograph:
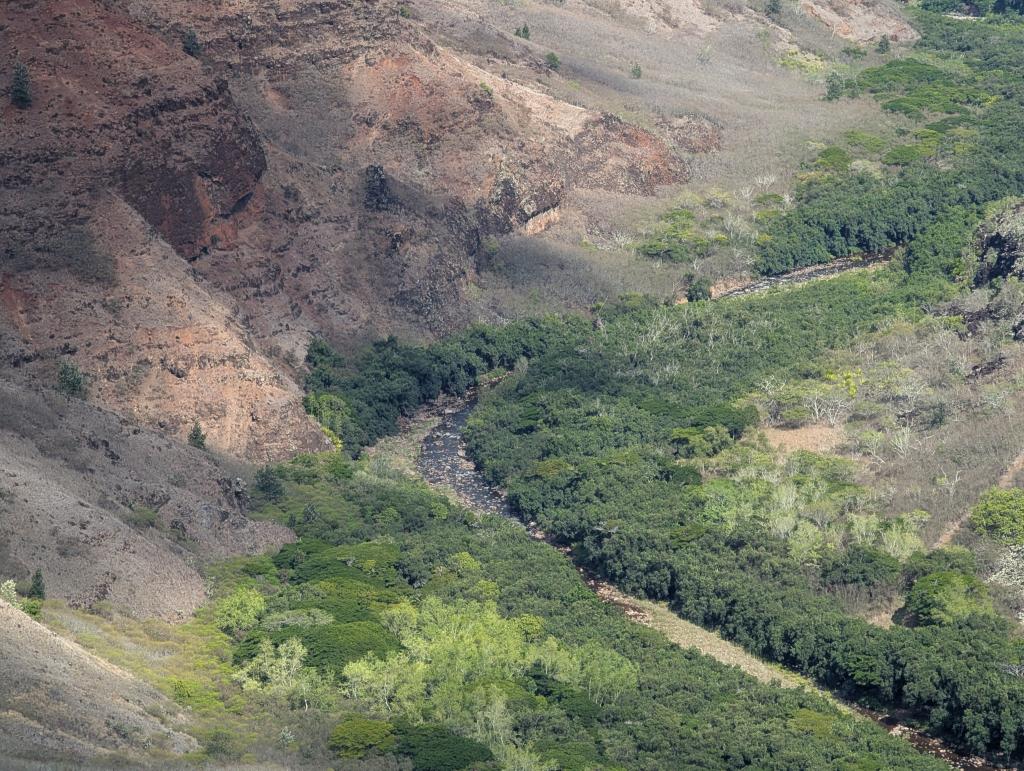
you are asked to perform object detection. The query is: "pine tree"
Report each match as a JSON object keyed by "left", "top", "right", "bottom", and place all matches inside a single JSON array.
[
  {"left": 824, "top": 71, "right": 844, "bottom": 101},
  {"left": 28, "top": 570, "right": 45, "bottom": 600},
  {"left": 11, "top": 62, "right": 31, "bottom": 108},
  {"left": 57, "top": 361, "right": 86, "bottom": 398},
  {"left": 188, "top": 421, "right": 207, "bottom": 449},
  {"left": 876, "top": 34, "right": 891, "bottom": 54}
]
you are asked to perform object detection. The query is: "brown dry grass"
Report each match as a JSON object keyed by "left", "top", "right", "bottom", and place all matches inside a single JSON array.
[{"left": 762, "top": 424, "right": 844, "bottom": 454}]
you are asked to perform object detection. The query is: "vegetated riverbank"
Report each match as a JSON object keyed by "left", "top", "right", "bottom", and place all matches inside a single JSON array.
[{"left": 410, "top": 395, "right": 994, "bottom": 771}]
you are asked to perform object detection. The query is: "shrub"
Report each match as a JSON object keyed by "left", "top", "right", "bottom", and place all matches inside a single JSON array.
[
  {"left": 188, "top": 421, "right": 206, "bottom": 449},
  {"left": 815, "top": 146, "right": 852, "bottom": 173},
  {"left": 824, "top": 71, "right": 844, "bottom": 101},
  {"left": 279, "top": 621, "right": 400, "bottom": 673},
  {"left": 254, "top": 466, "right": 285, "bottom": 502},
  {"left": 630, "top": 62, "right": 642, "bottom": 79},
  {"left": 126, "top": 505, "right": 159, "bottom": 529},
  {"left": 182, "top": 29, "right": 202, "bottom": 57},
  {"left": 329, "top": 715, "right": 395, "bottom": 758},
  {"left": 686, "top": 277, "right": 712, "bottom": 302},
  {"left": 765, "top": 0, "right": 782, "bottom": 18},
  {"left": 820, "top": 546, "right": 900, "bottom": 590},
  {"left": 11, "top": 62, "right": 30, "bottom": 108},
  {"left": 904, "top": 570, "right": 994, "bottom": 625},
  {"left": 57, "top": 361, "right": 85, "bottom": 398},
  {"left": 393, "top": 723, "right": 493, "bottom": 770},
  {"left": 877, "top": 34, "right": 891, "bottom": 54},
  {"left": 214, "top": 587, "right": 266, "bottom": 637},
  {"left": 545, "top": 52, "right": 560, "bottom": 70},
  {"left": 514, "top": 23, "right": 530, "bottom": 39},
  {"left": 970, "top": 487, "right": 1024, "bottom": 544}
]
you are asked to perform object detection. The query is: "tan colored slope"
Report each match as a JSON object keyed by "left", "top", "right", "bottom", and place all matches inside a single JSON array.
[
  {"left": 0, "top": 380, "right": 293, "bottom": 620},
  {"left": 0, "top": 196, "right": 325, "bottom": 460},
  {"left": 0, "top": 600, "right": 196, "bottom": 766}
]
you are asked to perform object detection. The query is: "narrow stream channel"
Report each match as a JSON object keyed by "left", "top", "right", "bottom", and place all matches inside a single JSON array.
[{"left": 414, "top": 396, "right": 996, "bottom": 771}]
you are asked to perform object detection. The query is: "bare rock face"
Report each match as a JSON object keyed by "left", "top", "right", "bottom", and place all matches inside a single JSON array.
[
  {"left": 798, "top": 0, "right": 919, "bottom": 43},
  {"left": 0, "top": 600, "right": 197, "bottom": 764},
  {"left": 1, "top": 0, "right": 324, "bottom": 460},
  {"left": 0, "top": 196, "right": 326, "bottom": 459}
]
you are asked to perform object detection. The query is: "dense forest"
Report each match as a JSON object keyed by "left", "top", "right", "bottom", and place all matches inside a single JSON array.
[
  {"left": 756, "top": 15, "right": 1024, "bottom": 275},
  {"left": 189, "top": 452, "right": 944, "bottom": 769}
]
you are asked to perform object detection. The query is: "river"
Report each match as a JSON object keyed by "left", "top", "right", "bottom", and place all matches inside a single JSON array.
[{"left": 413, "top": 395, "right": 996, "bottom": 770}]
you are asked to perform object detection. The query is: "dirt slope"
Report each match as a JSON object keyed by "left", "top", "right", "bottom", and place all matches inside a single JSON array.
[
  {"left": 0, "top": 600, "right": 196, "bottom": 766},
  {"left": 0, "top": 379, "right": 293, "bottom": 620}
]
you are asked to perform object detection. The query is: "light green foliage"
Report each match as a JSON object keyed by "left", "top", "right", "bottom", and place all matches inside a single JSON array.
[
  {"left": 905, "top": 570, "right": 994, "bottom": 625},
  {"left": 233, "top": 637, "right": 335, "bottom": 710},
  {"left": 815, "top": 146, "right": 852, "bottom": 173},
  {"left": 971, "top": 487, "right": 1024, "bottom": 544},
  {"left": 214, "top": 587, "right": 266, "bottom": 637},
  {"left": 545, "top": 52, "right": 560, "bottom": 70},
  {"left": 303, "top": 392, "right": 352, "bottom": 450},
  {"left": 0, "top": 579, "right": 21, "bottom": 609},
  {"left": 448, "top": 551, "right": 482, "bottom": 576},
  {"left": 343, "top": 597, "right": 635, "bottom": 753}
]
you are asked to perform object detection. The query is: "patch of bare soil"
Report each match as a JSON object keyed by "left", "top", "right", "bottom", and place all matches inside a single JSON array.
[
  {"left": 762, "top": 424, "right": 844, "bottom": 454},
  {"left": 799, "top": 0, "right": 919, "bottom": 43},
  {"left": 0, "top": 600, "right": 196, "bottom": 766}
]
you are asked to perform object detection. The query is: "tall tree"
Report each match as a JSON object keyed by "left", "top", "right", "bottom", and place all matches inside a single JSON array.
[{"left": 11, "top": 62, "right": 31, "bottom": 108}]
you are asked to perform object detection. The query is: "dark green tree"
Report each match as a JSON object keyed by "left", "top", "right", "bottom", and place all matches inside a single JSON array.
[
  {"left": 514, "top": 24, "right": 531, "bottom": 39},
  {"left": 687, "top": 276, "right": 712, "bottom": 302},
  {"left": 254, "top": 466, "right": 285, "bottom": 502},
  {"left": 57, "top": 361, "right": 85, "bottom": 398},
  {"left": 824, "top": 71, "right": 844, "bottom": 101},
  {"left": 545, "top": 52, "right": 561, "bottom": 70},
  {"left": 182, "top": 29, "right": 202, "bottom": 57},
  {"left": 188, "top": 421, "right": 207, "bottom": 449},
  {"left": 876, "top": 34, "right": 891, "bottom": 54},
  {"left": 11, "top": 62, "right": 31, "bottom": 108},
  {"left": 765, "top": 0, "right": 782, "bottom": 19},
  {"left": 28, "top": 569, "right": 45, "bottom": 600}
]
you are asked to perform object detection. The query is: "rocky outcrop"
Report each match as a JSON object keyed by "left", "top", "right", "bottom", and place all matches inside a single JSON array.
[
  {"left": 975, "top": 199, "right": 1024, "bottom": 287},
  {"left": 799, "top": 0, "right": 918, "bottom": 43}
]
